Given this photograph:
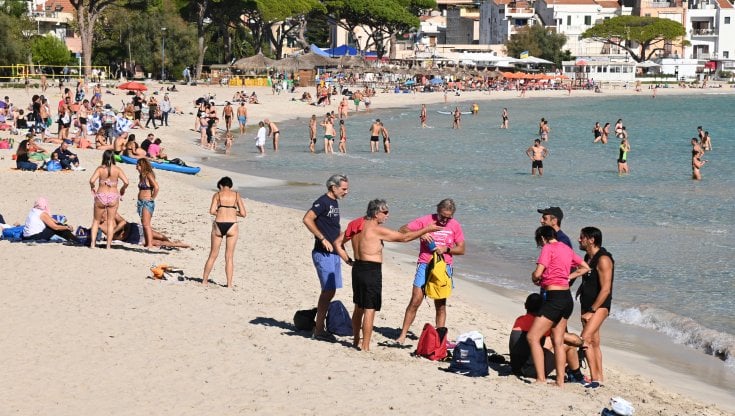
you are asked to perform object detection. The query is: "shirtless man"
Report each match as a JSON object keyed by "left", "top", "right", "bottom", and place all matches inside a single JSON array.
[
  {"left": 539, "top": 118, "right": 550, "bottom": 141},
  {"left": 501, "top": 108, "right": 509, "bottom": 129},
  {"left": 321, "top": 113, "right": 335, "bottom": 154},
  {"left": 333, "top": 199, "right": 442, "bottom": 351},
  {"left": 369, "top": 119, "right": 382, "bottom": 153},
  {"left": 308, "top": 114, "right": 317, "bottom": 153},
  {"left": 420, "top": 104, "right": 427, "bottom": 128},
  {"left": 222, "top": 101, "right": 234, "bottom": 132},
  {"left": 264, "top": 118, "right": 280, "bottom": 151},
  {"left": 352, "top": 91, "right": 362, "bottom": 112},
  {"left": 338, "top": 97, "right": 349, "bottom": 119},
  {"left": 237, "top": 102, "right": 247, "bottom": 135},
  {"left": 113, "top": 131, "right": 128, "bottom": 155},
  {"left": 526, "top": 139, "right": 548, "bottom": 176}
]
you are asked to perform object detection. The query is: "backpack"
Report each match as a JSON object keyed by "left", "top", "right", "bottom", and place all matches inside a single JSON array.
[
  {"left": 424, "top": 252, "right": 452, "bottom": 300},
  {"left": 326, "top": 300, "right": 352, "bottom": 336},
  {"left": 293, "top": 307, "right": 318, "bottom": 331},
  {"left": 447, "top": 338, "right": 489, "bottom": 377},
  {"left": 414, "top": 323, "right": 448, "bottom": 361}
]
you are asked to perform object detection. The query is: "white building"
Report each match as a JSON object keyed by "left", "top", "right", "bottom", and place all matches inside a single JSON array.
[
  {"left": 562, "top": 58, "right": 637, "bottom": 82},
  {"left": 479, "top": 0, "right": 537, "bottom": 44},
  {"left": 684, "top": 0, "right": 735, "bottom": 73}
]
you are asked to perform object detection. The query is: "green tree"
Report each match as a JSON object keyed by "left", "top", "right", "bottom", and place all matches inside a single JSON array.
[
  {"left": 32, "top": 34, "right": 73, "bottom": 66},
  {"left": 241, "top": 0, "right": 324, "bottom": 59},
  {"left": 505, "top": 25, "right": 572, "bottom": 66},
  {"left": 581, "top": 15, "right": 686, "bottom": 62},
  {"left": 0, "top": 12, "right": 34, "bottom": 68}
]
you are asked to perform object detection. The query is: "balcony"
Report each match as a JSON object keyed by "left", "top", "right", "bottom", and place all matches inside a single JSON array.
[
  {"left": 645, "top": 0, "right": 673, "bottom": 7},
  {"left": 691, "top": 28, "right": 717, "bottom": 36}
]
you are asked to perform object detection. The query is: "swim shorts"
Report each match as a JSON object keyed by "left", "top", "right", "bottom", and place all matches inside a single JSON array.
[
  {"left": 370, "top": 135, "right": 379, "bottom": 142},
  {"left": 352, "top": 260, "right": 382, "bottom": 310},
  {"left": 412, "top": 262, "right": 453, "bottom": 288},
  {"left": 324, "top": 135, "right": 334, "bottom": 141},
  {"left": 238, "top": 115, "right": 246, "bottom": 125},
  {"left": 312, "top": 250, "right": 343, "bottom": 291},
  {"left": 532, "top": 160, "right": 543, "bottom": 169},
  {"left": 539, "top": 289, "right": 573, "bottom": 324}
]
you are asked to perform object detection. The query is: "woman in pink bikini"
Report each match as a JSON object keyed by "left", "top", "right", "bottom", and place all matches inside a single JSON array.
[{"left": 89, "top": 150, "right": 129, "bottom": 249}]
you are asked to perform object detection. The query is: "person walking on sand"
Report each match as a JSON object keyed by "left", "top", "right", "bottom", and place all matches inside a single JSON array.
[
  {"left": 501, "top": 108, "right": 509, "bottom": 129},
  {"left": 369, "top": 119, "right": 382, "bottom": 153},
  {"left": 321, "top": 113, "right": 335, "bottom": 154},
  {"left": 89, "top": 150, "right": 129, "bottom": 249},
  {"left": 338, "top": 97, "right": 349, "bottom": 119},
  {"left": 222, "top": 101, "right": 234, "bottom": 132},
  {"left": 526, "top": 139, "right": 548, "bottom": 176},
  {"left": 617, "top": 137, "right": 630, "bottom": 176},
  {"left": 264, "top": 118, "right": 280, "bottom": 151},
  {"left": 420, "top": 104, "right": 427, "bottom": 128},
  {"left": 136, "top": 158, "right": 159, "bottom": 249},
  {"left": 237, "top": 102, "right": 248, "bottom": 135},
  {"left": 352, "top": 90, "right": 362, "bottom": 112},
  {"left": 395, "top": 198, "right": 465, "bottom": 345},
  {"left": 202, "top": 176, "right": 247, "bottom": 288},
  {"left": 302, "top": 174, "right": 350, "bottom": 342},
  {"left": 576, "top": 226, "right": 614, "bottom": 388},
  {"left": 334, "top": 199, "right": 443, "bottom": 351},
  {"left": 527, "top": 225, "right": 590, "bottom": 387}
]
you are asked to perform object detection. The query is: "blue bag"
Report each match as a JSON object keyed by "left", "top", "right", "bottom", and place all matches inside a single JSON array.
[
  {"left": 326, "top": 300, "right": 352, "bottom": 336},
  {"left": 447, "top": 339, "right": 489, "bottom": 377},
  {"left": 2, "top": 226, "right": 24, "bottom": 242},
  {"left": 46, "top": 159, "right": 61, "bottom": 172}
]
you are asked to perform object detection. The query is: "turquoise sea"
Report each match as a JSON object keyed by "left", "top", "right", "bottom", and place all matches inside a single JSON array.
[{"left": 203, "top": 92, "right": 735, "bottom": 373}]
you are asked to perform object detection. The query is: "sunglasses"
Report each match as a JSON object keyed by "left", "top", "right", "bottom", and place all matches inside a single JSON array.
[{"left": 381, "top": 210, "right": 389, "bottom": 214}]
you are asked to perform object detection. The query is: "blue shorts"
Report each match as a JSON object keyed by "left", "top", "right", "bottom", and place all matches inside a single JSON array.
[
  {"left": 312, "top": 251, "right": 343, "bottom": 291},
  {"left": 412, "top": 262, "right": 453, "bottom": 288},
  {"left": 137, "top": 199, "right": 155, "bottom": 217},
  {"left": 238, "top": 115, "right": 247, "bottom": 125}
]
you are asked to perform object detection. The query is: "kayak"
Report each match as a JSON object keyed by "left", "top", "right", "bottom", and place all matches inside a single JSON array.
[{"left": 118, "top": 155, "right": 201, "bottom": 175}]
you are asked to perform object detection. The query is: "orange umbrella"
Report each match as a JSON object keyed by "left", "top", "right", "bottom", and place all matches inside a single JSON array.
[{"left": 118, "top": 81, "right": 148, "bottom": 91}]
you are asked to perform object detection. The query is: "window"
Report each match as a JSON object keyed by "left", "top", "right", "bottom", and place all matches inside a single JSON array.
[
  {"left": 567, "top": 16, "right": 572, "bottom": 26},
  {"left": 724, "top": 51, "right": 730, "bottom": 58},
  {"left": 584, "top": 16, "right": 591, "bottom": 25},
  {"left": 725, "top": 17, "right": 731, "bottom": 24}
]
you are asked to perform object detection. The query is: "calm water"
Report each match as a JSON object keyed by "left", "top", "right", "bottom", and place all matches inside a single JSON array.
[{"left": 203, "top": 92, "right": 735, "bottom": 366}]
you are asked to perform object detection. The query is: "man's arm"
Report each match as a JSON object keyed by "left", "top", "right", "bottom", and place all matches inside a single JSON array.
[
  {"left": 589, "top": 256, "right": 613, "bottom": 311},
  {"left": 302, "top": 209, "right": 332, "bottom": 252},
  {"left": 380, "top": 223, "right": 442, "bottom": 243},
  {"left": 333, "top": 231, "right": 353, "bottom": 265}
]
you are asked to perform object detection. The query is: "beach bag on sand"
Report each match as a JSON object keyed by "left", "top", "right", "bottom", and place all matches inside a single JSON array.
[
  {"left": 414, "top": 323, "right": 448, "bottom": 361},
  {"left": 424, "top": 252, "right": 452, "bottom": 300},
  {"left": 293, "top": 307, "right": 318, "bottom": 331},
  {"left": 447, "top": 338, "right": 489, "bottom": 377},
  {"left": 326, "top": 300, "right": 352, "bottom": 336}
]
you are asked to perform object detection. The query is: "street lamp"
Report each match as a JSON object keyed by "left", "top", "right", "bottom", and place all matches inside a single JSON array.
[
  {"left": 161, "top": 27, "right": 166, "bottom": 81},
  {"left": 675, "top": 65, "right": 679, "bottom": 82}
]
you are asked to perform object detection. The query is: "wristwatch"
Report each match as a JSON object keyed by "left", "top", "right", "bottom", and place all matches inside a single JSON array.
[{"left": 590, "top": 307, "right": 597, "bottom": 313}]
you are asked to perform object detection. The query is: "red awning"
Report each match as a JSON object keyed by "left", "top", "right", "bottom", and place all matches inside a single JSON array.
[{"left": 704, "top": 61, "right": 717, "bottom": 70}]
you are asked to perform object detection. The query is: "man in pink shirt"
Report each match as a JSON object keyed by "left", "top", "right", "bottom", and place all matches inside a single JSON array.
[{"left": 395, "top": 198, "right": 465, "bottom": 345}]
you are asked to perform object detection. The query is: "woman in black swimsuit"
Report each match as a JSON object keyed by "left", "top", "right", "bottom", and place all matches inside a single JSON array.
[{"left": 203, "top": 176, "right": 247, "bottom": 288}]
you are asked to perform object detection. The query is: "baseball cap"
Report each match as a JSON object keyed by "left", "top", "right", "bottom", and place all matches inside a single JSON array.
[
  {"left": 63, "top": 139, "right": 72, "bottom": 145},
  {"left": 537, "top": 206, "right": 563, "bottom": 221}
]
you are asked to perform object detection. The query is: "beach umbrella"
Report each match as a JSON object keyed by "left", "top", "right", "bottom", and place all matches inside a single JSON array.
[
  {"left": 430, "top": 77, "right": 444, "bottom": 85},
  {"left": 118, "top": 81, "right": 147, "bottom": 91},
  {"left": 296, "top": 53, "right": 338, "bottom": 68},
  {"left": 636, "top": 61, "right": 661, "bottom": 68},
  {"left": 516, "top": 56, "right": 554, "bottom": 65},
  {"left": 271, "top": 56, "right": 299, "bottom": 72},
  {"left": 232, "top": 53, "right": 276, "bottom": 71}
]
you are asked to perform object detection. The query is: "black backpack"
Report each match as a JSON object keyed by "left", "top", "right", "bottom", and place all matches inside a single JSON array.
[
  {"left": 447, "top": 339, "right": 489, "bottom": 377},
  {"left": 293, "top": 308, "right": 317, "bottom": 331}
]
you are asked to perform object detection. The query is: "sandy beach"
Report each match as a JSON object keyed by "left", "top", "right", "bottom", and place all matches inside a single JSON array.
[{"left": 1, "top": 81, "right": 733, "bottom": 415}]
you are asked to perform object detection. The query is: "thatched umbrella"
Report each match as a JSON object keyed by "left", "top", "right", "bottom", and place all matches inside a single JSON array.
[
  {"left": 271, "top": 56, "right": 300, "bottom": 72},
  {"left": 296, "top": 53, "right": 338, "bottom": 69},
  {"left": 339, "top": 55, "right": 366, "bottom": 69},
  {"left": 232, "top": 53, "right": 275, "bottom": 71}
]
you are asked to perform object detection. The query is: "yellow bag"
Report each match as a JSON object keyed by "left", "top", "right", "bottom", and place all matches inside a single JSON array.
[{"left": 424, "top": 252, "right": 452, "bottom": 300}]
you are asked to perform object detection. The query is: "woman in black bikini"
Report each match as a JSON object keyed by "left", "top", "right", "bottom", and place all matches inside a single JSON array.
[{"left": 203, "top": 176, "right": 247, "bottom": 288}]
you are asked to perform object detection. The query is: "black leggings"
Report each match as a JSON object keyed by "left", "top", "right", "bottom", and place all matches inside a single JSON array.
[{"left": 23, "top": 226, "right": 78, "bottom": 243}]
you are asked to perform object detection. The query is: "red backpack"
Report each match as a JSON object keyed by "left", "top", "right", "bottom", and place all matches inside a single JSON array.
[{"left": 414, "top": 323, "right": 448, "bottom": 361}]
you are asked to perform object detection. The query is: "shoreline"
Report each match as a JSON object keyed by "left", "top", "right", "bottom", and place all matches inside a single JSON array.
[{"left": 1, "top": 82, "right": 733, "bottom": 414}]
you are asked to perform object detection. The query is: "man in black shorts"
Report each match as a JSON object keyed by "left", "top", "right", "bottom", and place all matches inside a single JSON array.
[
  {"left": 577, "top": 226, "right": 614, "bottom": 388},
  {"left": 334, "top": 199, "right": 441, "bottom": 351},
  {"left": 369, "top": 119, "right": 382, "bottom": 153},
  {"left": 525, "top": 139, "right": 548, "bottom": 176}
]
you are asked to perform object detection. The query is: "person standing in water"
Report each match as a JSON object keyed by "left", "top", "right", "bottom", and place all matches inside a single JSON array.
[{"left": 617, "top": 137, "right": 630, "bottom": 176}]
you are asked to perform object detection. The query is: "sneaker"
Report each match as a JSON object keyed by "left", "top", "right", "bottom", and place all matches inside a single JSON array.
[
  {"left": 565, "top": 370, "right": 586, "bottom": 384},
  {"left": 584, "top": 381, "right": 602, "bottom": 389}
]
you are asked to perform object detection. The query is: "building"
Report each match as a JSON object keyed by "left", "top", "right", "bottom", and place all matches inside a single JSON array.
[
  {"left": 27, "top": 0, "right": 79, "bottom": 55},
  {"left": 479, "top": 0, "right": 538, "bottom": 44},
  {"left": 684, "top": 0, "right": 735, "bottom": 74}
]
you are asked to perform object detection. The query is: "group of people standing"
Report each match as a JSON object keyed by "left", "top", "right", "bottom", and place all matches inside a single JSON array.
[{"left": 691, "top": 125, "right": 712, "bottom": 180}]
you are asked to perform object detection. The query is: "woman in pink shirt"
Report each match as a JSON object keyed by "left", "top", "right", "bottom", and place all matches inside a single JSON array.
[{"left": 526, "top": 225, "right": 590, "bottom": 386}]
